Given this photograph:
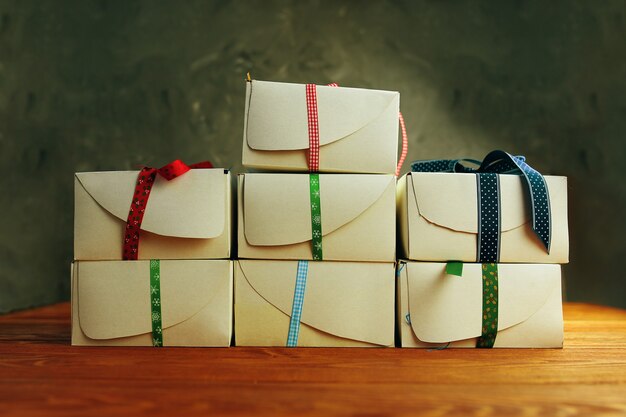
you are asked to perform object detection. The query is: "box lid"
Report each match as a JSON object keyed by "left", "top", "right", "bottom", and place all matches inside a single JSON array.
[
  {"left": 76, "top": 260, "right": 229, "bottom": 340},
  {"left": 409, "top": 172, "right": 567, "bottom": 234},
  {"left": 238, "top": 260, "right": 394, "bottom": 346},
  {"left": 404, "top": 262, "right": 562, "bottom": 343},
  {"left": 242, "top": 173, "right": 394, "bottom": 246},
  {"left": 246, "top": 80, "right": 399, "bottom": 151},
  {"left": 75, "top": 169, "right": 226, "bottom": 238}
]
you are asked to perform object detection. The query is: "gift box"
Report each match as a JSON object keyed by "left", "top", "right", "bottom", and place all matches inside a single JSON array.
[
  {"left": 242, "top": 79, "right": 400, "bottom": 174},
  {"left": 71, "top": 260, "right": 233, "bottom": 347},
  {"left": 397, "top": 172, "right": 569, "bottom": 263},
  {"left": 234, "top": 259, "right": 395, "bottom": 347},
  {"left": 237, "top": 173, "right": 396, "bottom": 262},
  {"left": 74, "top": 167, "right": 231, "bottom": 260},
  {"left": 397, "top": 261, "right": 564, "bottom": 348}
]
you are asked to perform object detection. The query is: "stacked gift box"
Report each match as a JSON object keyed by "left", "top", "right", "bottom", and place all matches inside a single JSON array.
[
  {"left": 71, "top": 163, "right": 233, "bottom": 346},
  {"left": 235, "top": 79, "right": 402, "bottom": 347},
  {"left": 396, "top": 151, "right": 569, "bottom": 348},
  {"left": 70, "top": 77, "right": 570, "bottom": 350}
]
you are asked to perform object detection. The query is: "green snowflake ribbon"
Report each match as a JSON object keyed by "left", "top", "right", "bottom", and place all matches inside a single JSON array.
[
  {"left": 309, "top": 174, "right": 323, "bottom": 260},
  {"left": 149, "top": 259, "right": 163, "bottom": 347},
  {"left": 477, "top": 262, "right": 498, "bottom": 348}
]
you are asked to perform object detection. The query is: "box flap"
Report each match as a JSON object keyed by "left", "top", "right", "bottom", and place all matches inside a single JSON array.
[
  {"left": 243, "top": 174, "right": 394, "bottom": 246},
  {"left": 409, "top": 173, "right": 565, "bottom": 234},
  {"left": 75, "top": 169, "right": 226, "bottom": 238},
  {"left": 77, "top": 260, "right": 228, "bottom": 340},
  {"left": 406, "top": 263, "right": 561, "bottom": 343},
  {"left": 246, "top": 80, "right": 399, "bottom": 151},
  {"left": 238, "top": 260, "right": 394, "bottom": 346}
]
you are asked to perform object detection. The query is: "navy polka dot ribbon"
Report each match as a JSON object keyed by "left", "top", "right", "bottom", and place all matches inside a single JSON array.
[
  {"left": 411, "top": 150, "right": 552, "bottom": 255},
  {"left": 476, "top": 173, "right": 501, "bottom": 263}
]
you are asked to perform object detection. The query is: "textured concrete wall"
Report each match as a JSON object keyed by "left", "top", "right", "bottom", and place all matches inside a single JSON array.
[{"left": 1, "top": 0, "right": 625, "bottom": 313}]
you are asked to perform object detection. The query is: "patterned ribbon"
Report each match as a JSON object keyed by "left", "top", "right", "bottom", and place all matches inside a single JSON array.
[
  {"left": 304, "top": 83, "right": 409, "bottom": 258},
  {"left": 309, "top": 174, "right": 323, "bottom": 260},
  {"left": 410, "top": 150, "right": 551, "bottom": 254},
  {"left": 149, "top": 259, "right": 163, "bottom": 347},
  {"left": 476, "top": 173, "right": 501, "bottom": 263},
  {"left": 444, "top": 260, "right": 499, "bottom": 348},
  {"left": 477, "top": 263, "right": 499, "bottom": 348},
  {"left": 305, "top": 84, "right": 321, "bottom": 172},
  {"left": 287, "top": 260, "right": 309, "bottom": 347},
  {"left": 123, "top": 159, "right": 213, "bottom": 260},
  {"left": 304, "top": 83, "right": 408, "bottom": 175},
  {"left": 123, "top": 161, "right": 212, "bottom": 349}
]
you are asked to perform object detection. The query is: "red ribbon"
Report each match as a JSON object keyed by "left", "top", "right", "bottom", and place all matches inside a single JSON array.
[
  {"left": 122, "top": 160, "right": 213, "bottom": 260},
  {"left": 305, "top": 83, "right": 408, "bottom": 175}
]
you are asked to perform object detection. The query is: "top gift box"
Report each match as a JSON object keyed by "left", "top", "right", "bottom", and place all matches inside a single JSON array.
[{"left": 242, "top": 79, "right": 401, "bottom": 174}]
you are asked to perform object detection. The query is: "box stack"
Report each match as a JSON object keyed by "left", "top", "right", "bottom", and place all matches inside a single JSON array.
[
  {"left": 235, "top": 79, "right": 403, "bottom": 347},
  {"left": 396, "top": 151, "right": 569, "bottom": 348},
  {"left": 71, "top": 162, "right": 233, "bottom": 347},
  {"left": 69, "top": 76, "right": 569, "bottom": 351}
]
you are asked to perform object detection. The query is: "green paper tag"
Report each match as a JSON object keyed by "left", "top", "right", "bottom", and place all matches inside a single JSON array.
[
  {"left": 309, "top": 174, "right": 323, "bottom": 261},
  {"left": 477, "top": 263, "right": 498, "bottom": 348},
  {"left": 446, "top": 261, "right": 463, "bottom": 277},
  {"left": 149, "top": 259, "right": 163, "bottom": 347}
]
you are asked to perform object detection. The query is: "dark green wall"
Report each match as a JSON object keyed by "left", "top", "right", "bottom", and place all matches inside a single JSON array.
[{"left": 1, "top": 0, "right": 625, "bottom": 313}]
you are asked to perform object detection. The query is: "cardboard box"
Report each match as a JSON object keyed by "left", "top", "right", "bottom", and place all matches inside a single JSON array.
[
  {"left": 74, "top": 169, "right": 231, "bottom": 260},
  {"left": 397, "top": 172, "right": 569, "bottom": 263},
  {"left": 234, "top": 260, "right": 395, "bottom": 347},
  {"left": 238, "top": 173, "right": 396, "bottom": 262},
  {"left": 397, "top": 261, "right": 564, "bottom": 348},
  {"left": 242, "top": 80, "right": 400, "bottom": 174},
  {"left": 71, "top": 260, "right": 232, "bottom": 347}
]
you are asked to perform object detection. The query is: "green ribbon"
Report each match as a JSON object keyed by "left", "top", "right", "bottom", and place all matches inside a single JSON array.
[
  {"left": 477, "top": 263, "right": 498, "bottom": 348},
  {"left": 149, "top": 259, "right": 163, "bottom": 347},
  {"left": 445, "top": 261, "right": 463, "bottom": 277},
  {"left": 309, "top": 174, "right": 323, "bottom": 260}
]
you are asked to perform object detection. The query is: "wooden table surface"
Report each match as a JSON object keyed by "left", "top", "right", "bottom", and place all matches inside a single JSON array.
[{"left": 0, "top": 302, "right": 625, "bottom": 417}]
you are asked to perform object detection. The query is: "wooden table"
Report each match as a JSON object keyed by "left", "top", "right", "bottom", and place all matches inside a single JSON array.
[{"left": 0, "top": 302, "right": 625, "bottom": 417}]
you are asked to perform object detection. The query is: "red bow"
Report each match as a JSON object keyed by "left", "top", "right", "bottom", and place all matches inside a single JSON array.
[{"left": 123, "top": 160, "right": 213, "bottom": 260}]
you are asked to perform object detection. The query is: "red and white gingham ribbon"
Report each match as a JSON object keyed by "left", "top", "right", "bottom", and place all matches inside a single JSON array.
[
  {"left": 305, "top": 84, "right": 320, "bottom": 172},
  {"left": 305, "top": 83, "right": 408, "bottom": 175}
]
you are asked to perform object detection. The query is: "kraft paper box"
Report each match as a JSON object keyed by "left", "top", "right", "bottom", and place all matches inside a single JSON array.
[
  {"left": 397, "top": 261, "right": 564, "bottom": 348},
  {"left": 242, "top": 79, "right": 400, "bottom": 174},
  {"left": 74, "top": 169, "right": 231, "bottom": 260},
  {"left": 397, "top": 172, "right": 569, "bottom": 263},
  {"left": 235, "top": 260, "right": 395, "bottom": 347},
  {"left": 238, "top": 173, "right": 396, "bottom": 262},
  {"left": 71, "top": 260, "right": 232, "bottom": 347}
]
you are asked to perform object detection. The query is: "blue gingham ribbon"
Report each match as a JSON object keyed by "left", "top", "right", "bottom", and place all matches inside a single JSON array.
[
  {"left": 411, "top": 150, "right": 552, "bottom": 257},
  {"left": 286, "top": 260, "right": 309, "bottom": 347}
]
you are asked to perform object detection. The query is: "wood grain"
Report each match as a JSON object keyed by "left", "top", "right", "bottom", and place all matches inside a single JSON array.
[{"left": 0, "top": 302, "right": 625, "bottom": 417}]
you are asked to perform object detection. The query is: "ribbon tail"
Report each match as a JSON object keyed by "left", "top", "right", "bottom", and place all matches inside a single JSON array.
[
  {"left": 396, "top": 112, "right": 408, "bottom": 176},
  {"left": 506, "top": 153, "right": 552, "bottom": 253}
]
